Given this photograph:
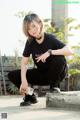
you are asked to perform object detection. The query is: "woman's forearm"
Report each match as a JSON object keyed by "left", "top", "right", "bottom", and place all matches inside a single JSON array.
[
  {"left": 52, "top": 45, "right": 73, "bottom": 56},
  {"left": 21, "top": 57, "right": 29, "bottom": 83},
  {"left": 21, "top": 63, "right": 28, "bottom": 83}
]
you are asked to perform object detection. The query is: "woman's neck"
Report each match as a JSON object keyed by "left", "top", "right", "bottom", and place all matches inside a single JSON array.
[
  {"left": 36, "top": 35, "right": 42, "bottom": 40},
  {"left": 35, "top": 33, "right": 44, "bottom": 44}
]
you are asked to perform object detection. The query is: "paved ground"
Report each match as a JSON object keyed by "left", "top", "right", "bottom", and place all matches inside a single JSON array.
[{"left": 0, "top": 95, "right": 80, "bottom": 120}]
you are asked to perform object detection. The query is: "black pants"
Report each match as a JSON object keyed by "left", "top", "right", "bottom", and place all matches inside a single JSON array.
[{"left": 8, "top": 60, "right": 67, "bottom": 89}]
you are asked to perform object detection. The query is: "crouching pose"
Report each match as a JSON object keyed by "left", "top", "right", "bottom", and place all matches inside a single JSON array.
[{"left": 8, "top": 13, "right": 73, "bottom": 106}]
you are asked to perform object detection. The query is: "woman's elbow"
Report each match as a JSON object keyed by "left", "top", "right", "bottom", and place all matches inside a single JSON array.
[
  {"left": 68, "top": 50, "right": 73, "bottom": 56},
  {"left": 66, "top": 49, "right": 74, "bottom": 56},
  {"left": 64, "top": 45, "right": 74, "bottom": 56},
  {"left": 21, "top": 57, "right": 29, "bottom": 65}
]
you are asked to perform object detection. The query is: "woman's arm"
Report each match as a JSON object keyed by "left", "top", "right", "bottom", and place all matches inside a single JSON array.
[
  {"left": 21, "top": 56, "right": 29, "bottom": 83},
  {"left": 20, "top": 56, "right": 29, "bottom": 95},
  {"left": 36, "top": 45, "right": 73, "bottom": 63},
  {"left": 51, "top": 45, "right": 73, "bottom": 56}
]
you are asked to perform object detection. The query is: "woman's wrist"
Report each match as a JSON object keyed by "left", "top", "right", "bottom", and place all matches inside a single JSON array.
[
  {"left": 21, "top": 78, "right": 28, "bottom": 84},
  {"left": 47, "top": 49, "right": 57, "bottom": 56},
  {"left": 47, "top": 49, "right": 53, "bottom": 56}
]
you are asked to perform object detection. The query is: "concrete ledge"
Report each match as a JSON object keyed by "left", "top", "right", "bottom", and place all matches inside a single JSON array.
[{"left": 46, "top": 91, "right": 80, "bottom": 109}]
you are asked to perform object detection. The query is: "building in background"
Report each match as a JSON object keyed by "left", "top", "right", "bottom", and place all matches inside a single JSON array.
[{"left": 51, "top": 0, "right": 68, "bottom": 28}]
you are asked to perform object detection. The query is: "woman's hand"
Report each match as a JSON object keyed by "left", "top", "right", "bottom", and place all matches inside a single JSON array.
[
  {"left": 35, "top": 51, "right": 49, "bottom": 63},
  {"left": 19, "top": 81, "right": 28, "bottom": 95}
]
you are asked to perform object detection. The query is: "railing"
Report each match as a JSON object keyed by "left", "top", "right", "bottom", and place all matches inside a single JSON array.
[{"left": 0, "top": 66, "right": 19, "bottom": 95}]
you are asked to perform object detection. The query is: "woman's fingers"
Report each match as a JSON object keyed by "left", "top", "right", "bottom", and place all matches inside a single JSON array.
[
  {"left": 35, "top": 57, "right": 41, "bottom": 62},
  {"left": 42, "top": 59, "right": 46, "bottom": 63},
  {"left": 19, "top": 85, "right": 27, "bottom": 95},
  {"left": 36, "top": 57, "right": 46, "bottom": 63},
  {"left": 20, "top": 89, "right": 26, "bottom": 95}
]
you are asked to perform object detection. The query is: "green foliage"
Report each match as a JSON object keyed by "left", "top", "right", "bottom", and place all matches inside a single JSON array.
[
  {"left": 74, "top": 24, "right": 80, "bottom": 29},
  {"left": 44, "top": 17, "right": 80, "bottom": 45},
  {"left": 15, "top": 11, "right": 33, "bottom": 18},
  {"left": 8, "top": 83, "right": 19, "bottom": 95},
  {"left": 64, "top": 18, "right": 76, "bottom": 24},
  {"left": 69, "top": 69, "right": 80, "bottom": 75},
  {"left": 15, "top": 11, "right": 27, "bottom": 18},
  {"left": 68, "top": 54, "right": 80, "bottom": 64},
  {"left": 44, "top": 18, "right": 76, "bottom": 44}
]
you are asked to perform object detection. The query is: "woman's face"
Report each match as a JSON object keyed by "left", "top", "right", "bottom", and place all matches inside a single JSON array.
[{"left": 28, "top": 20, "right": 41, "bottom": 38}]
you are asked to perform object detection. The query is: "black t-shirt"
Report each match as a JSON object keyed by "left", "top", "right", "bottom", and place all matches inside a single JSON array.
[{"left": 23, "top": 33, "right": 66, "bottom": 70}]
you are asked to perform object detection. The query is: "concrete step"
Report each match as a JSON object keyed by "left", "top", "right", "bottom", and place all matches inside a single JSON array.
[{"left": 46, "top": 91, "right": 80, "bottom": 110}]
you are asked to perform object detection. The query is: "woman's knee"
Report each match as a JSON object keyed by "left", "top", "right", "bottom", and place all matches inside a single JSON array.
[
  {"left": 8, "top": 70, "right": 21, "bottom": 89},
  {"left": 8, "top": 71, "right": 14, "bottom": 81},
  {"left": 8, "top": 69, "right": 21, "bottom": 81}
]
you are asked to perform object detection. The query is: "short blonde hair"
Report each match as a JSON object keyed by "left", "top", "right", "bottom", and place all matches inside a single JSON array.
[{"left": 23, "top": 13, "right": 43, "bottom": 40}]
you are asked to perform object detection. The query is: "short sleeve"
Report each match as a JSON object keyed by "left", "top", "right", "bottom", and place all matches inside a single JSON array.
[
  {"left": 50, "top": 34, "right": 65, "bottom": 49},
  {"left": 22, "top": 40, "right": 31, "bottom": 57}
]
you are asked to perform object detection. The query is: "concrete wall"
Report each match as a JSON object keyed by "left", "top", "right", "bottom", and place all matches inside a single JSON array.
[{"left": 51, "top": 0, "right": 68, "bottom": 28}]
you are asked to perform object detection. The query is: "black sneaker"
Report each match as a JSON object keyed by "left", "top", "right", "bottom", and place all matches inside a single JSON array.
[
  {"left": 20, "top": 95, "right": 31, "bottom": 106},
  {"left": 30, "top": 93, "right": 38, "bottom": 104},
  {"left": 20, "top": 94, "right": 38, "bottom": 106}
]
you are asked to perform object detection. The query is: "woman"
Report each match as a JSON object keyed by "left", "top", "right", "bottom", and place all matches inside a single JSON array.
[{"left": 8, "top": 13, "right": 73, "bottom": 106}]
